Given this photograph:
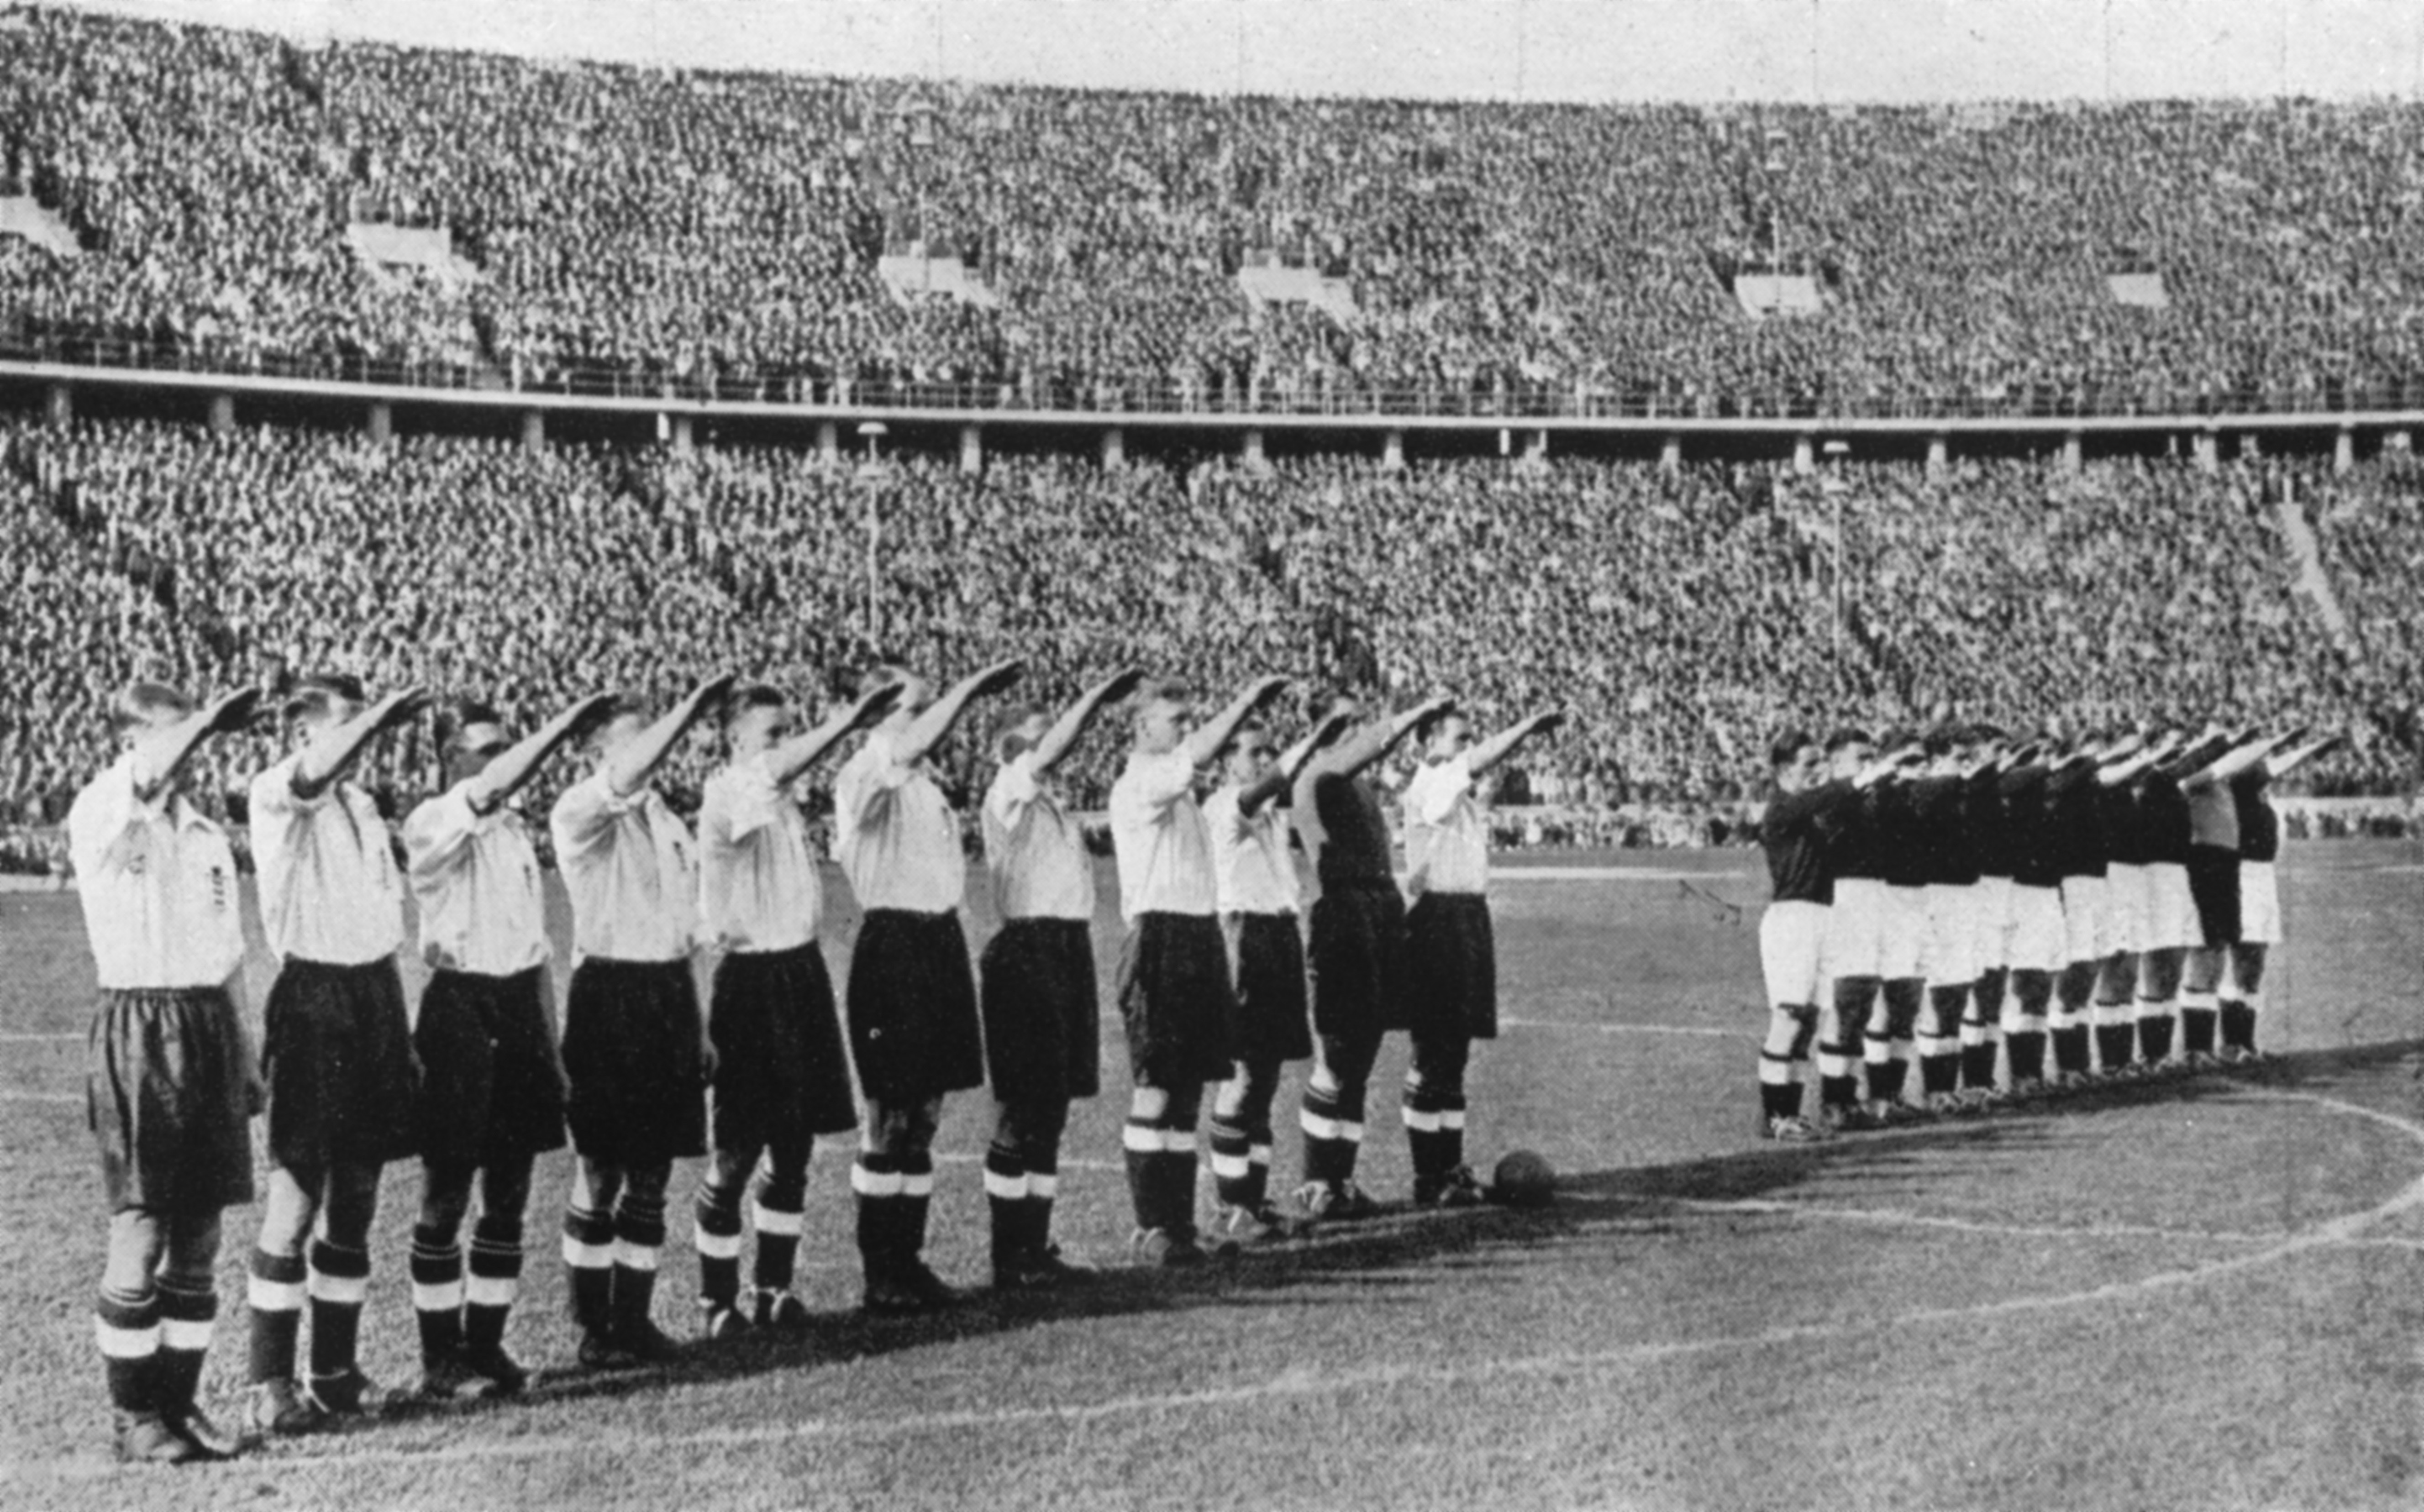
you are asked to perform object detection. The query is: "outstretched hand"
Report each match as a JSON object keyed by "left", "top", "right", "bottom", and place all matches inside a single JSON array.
[
  {"left": 970, "top": 659, "right": 1025, "bottom": 699},
  {"left": 205, "top": 686, "right": 263, "bottom": 735},
  {"left": 849, "top": 681, "right": 906, "bottom": 729},
  {"left": 1094, "top": 667, "right": 1147, "bottom": 706}
]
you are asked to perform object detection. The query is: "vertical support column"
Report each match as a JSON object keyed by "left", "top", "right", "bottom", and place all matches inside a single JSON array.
[
  {"left": 2193, "top": 430, "right": 2219, "bottom": 473},
  {"left": 1926, "top": 434, "right": 1948, "bottom": 476},
  {"left": 1383, "top": 429, "right": 1404, "bottom": 471},
  {"left": 670, "top": 415, "right": 694, "bottom": 455},
  {"left": 1101, "top": 426, "right": 1125, "bottom": 471},
  {"left": 958, "top": 423, "right": 982, "bottom": 475},
  {"left": 1660, "top": 434, "right": 1682, "bottom": 473},
  {"left": 44, "top": 381, "right": 70, "bottom": 427},
  {"left": 208, "top": 394, "right": 235, "bottom": 435},
  {"left": 1242, "top": 428, "right": 1266, "bottom": 469},
  {"left": 2335, "top": 424, "right": 2356, "bottom": 474},
  {"left": 817, "top": 420, "right": 841, "bottom": 463},
  {"left": 1793, "top": 434, "right": 1815, "bottom": 476},
  {"left": 520, "top": 409, "right": 545, "bottom": 455},
  {"left": 366, "top": 401, "right": 393, "bottom": 445},
  {"left": 1523, "top": 429, "right": 1548, "bottom": 465},
  {"left": 2061, "top": 430, "right": 2082, "bottom": 473}
]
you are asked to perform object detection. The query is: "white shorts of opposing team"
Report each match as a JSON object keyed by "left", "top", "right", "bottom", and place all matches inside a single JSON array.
[
  {"left": 1921, "top": 882, "right": 1982, "bottom": 987},
  {"left": 1972, "top": 876, "right": 2013, "bottom": 973},
  {"left": 2103, "top": 863, "right": 2150, "bottom": 956},
  {"left": 1761, "top": 900, "right": 1829, "bottom": 1009},
  {"left": 2005, "top": 883, "right": 2066, "bottom": 974},
  {"left": 1824, "top": 878, "right": 1888, "bottom": 982},
  {"left": 2240, "top": 860, "right": 2282, "bottom": 945},
  {"left": 2060, "top": 874, "right": 2109, "bottom": 965},
  {"left": 2143, "top": 861, "right": 2199, "bottom": 953}
]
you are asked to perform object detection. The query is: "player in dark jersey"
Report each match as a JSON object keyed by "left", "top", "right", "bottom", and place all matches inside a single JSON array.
[
  {"left": 2044, "top": 730, "right": 2125, "bottom": 1090},
  {"left": 1756, "top": 730, "right": 1837, "bottom": 1142},
  {"left": 1909, "top": 728, "right": 1984, "bottom": 1115},
  {"left": 1288, "top": 690, "right": 1455, "bottom": 1218},
  {"left": 1958, "top": 724, "right": 2017, "bottom": 1103},
  {"left": 2088, "top": 733, "right": 2182, "bottom": 1080},
  {"left": 1998, "top": 740, "right": 2064, "bottom": 1098},
  {"left": 2131, "top": 727, "right": 2229, "bottom": 1075},
  {"left": 2220, "top": 732, "right": 2336, "bottom": 1064},
  {"left": 1865, "top": 730, "right": 1933, "bottom": 1124},
  {"left": 2180, "top": 727, "right": 2295, "bottom": 1067},
  {"left": 1814, "top": 728, "right": 1903, "bottom": 1130}
]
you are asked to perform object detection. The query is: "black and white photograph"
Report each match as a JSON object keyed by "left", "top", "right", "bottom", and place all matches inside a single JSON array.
[{"left": 5, "top": 0, "right": 2424, "bottom": 1506}]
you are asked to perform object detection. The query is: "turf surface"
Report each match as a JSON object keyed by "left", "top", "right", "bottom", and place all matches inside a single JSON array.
[{"left": 5, "top": 843, "right": 2424, "bottom": 1510}]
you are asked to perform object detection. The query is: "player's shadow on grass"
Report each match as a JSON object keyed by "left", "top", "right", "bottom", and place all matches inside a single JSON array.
[{"left": 493, "top": 1038, "right": 2424, "bottom": 1413}]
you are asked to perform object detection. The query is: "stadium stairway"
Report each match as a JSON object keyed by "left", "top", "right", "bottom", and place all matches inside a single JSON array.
[{"left": 2272, "top": 483, "right": 2356, "bottom": 646}]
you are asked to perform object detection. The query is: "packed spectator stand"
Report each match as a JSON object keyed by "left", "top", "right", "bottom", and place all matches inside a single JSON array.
[
  {"left": 10, "top": 6, "right": 2424, "bottom": 415},
  {"left": 3, "top": 412, "right": 2413, "bottom": 860},
  {"left": 4, "top": 5, "right": 2424, "bottom": 871}
]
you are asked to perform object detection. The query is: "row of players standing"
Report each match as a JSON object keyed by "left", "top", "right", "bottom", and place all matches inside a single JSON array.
[
  {"left": 65, "top": 660, "right": 1561, "bottom": 1465},
  {"left": 1755, "top": 719, "right": 2336, "bottom": 1140}
]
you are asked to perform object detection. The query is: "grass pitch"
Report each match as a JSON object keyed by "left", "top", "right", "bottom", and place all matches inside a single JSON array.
[{"left": 5, "top": 844, "right": 2424, "bottom": 1511}]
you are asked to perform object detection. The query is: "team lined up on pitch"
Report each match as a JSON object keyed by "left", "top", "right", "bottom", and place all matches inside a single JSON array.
[
  {"left": 1754, "top": 721, "right": 2328, "bottom": 1140},
  {"left": 64, "top": 664, "right": 1562, "bottom": 1466}
]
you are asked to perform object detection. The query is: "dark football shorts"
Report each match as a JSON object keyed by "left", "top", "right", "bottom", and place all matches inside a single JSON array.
[
  {"left": 262, "top": 956, "right": 419, "bottom": 1171},
  {"left": 414, "top": 965, "right": 568, "bottom": 1170},
  {"left": 1308, "top": 879, "right": 1409, "bottom": 1044},
  {"left": 88, "top": 985, "right": 254, "bottom": 1215},
  {"left": 561, "top": 956, "right": 706, "bottom": 1165},
  {"left": 980, "top": 917, "right": 1102, "bottom": 1104},
  {"left": 846, "top": 909, "right": 984, "bottom": 1105},
  {"left": 1225, "top": 911, "right": 1312, "bottom": 1065},
  {"left": 1115, "top": 912, "right": 1234, "bottom": 1090},
  {"left": 709, "top": 942, "right": 858, "bottom": 1152},
  {"left": 2187, "top": 845, "right": 2243, "bottom": 949},
  {"left": 1404, "top": 892, "right": 1498, "bottom": 1040}
]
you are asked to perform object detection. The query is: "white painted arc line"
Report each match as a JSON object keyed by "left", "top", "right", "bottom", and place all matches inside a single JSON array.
[
  {"left": 165, "top": 1084, "right": 2424, "bottom": 1479},
  {"left": 1673, "top": 1197, "right": 2290, "bottom": 1247},
  {"left": 1500, "top": 1016, "right": 1737, "bottom": 1039}
]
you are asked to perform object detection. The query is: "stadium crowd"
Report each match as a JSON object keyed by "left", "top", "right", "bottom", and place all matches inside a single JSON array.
[
  {"left": 11, "top": 7, "right": 2424, "bottom": 412},
  {"left": 3, "top": 414, "right": 2412, "bottom": 860}
]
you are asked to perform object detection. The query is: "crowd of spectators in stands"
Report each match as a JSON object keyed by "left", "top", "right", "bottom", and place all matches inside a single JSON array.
[
  {"left": 10, "top": 7, "right": 2424, "bottom": 414},
  {"left": 4, "top": 413, "right": 2415, "bottom": 866}
]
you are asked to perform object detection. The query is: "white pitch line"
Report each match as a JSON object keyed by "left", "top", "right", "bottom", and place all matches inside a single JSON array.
[
  {"left": 1499, "top": 1016, "right": 1736, "bottom": 1039},
  {"left": 1673, "top": 1197, "right": 2289, "bottom": 1247},
  {"left": 0, "top": 1092, "right": 80, "bottom": 1104},
  {"left": 20, "top": 1083, "right": 2419, "bottom": 1487},
  {"left": 108, "top": 1085, "right": 2410, "bottom": 1481},
  {"left": 0, "top": 1033, "right": 79, "bottom": 1043}
]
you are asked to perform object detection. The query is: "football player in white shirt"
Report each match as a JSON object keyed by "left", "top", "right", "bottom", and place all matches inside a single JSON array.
[
  {"left": 70, "top": 682, "right": 262, "bottom": 1465},
  {"left": 833, "top": 659, "right": 1022, "bottom": 1315},
  {"left": 1400, "top": 707, "right": 1563, "bottom": 1205},
  {"left": 549, "top": 672, "right": 733, "bottom": 1369},
  {"left": 1203, "top": 711, "right": 1347, "bottom": 1241},
  {"left": 243, "top": 672, "right": 428, "bottom": 1436},
  {"left": 401, "top": 692, "right": 613, "bottom": 1401},
  {"left": 1109, "top": 674, "right": 1290, "bottom": 1266},
  {"left": 689, "top": 679, "right": 901, "bottom": 1337},
  {"left": 976, "top": 668, "right": 1141, "bottom": 1290}
]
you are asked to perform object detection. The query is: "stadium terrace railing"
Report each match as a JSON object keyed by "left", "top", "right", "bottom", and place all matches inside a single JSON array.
[{"left": 9, "top": 318, "right": 2424, "bottom": 425}]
